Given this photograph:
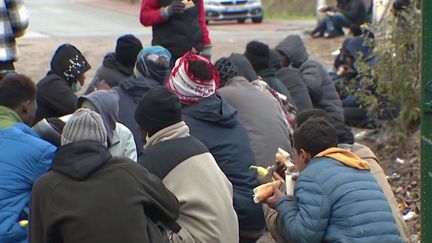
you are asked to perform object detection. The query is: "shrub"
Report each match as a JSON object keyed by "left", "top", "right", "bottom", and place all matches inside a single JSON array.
[{"left": 355, "top": 4, "right": 421, "bottom": 145}]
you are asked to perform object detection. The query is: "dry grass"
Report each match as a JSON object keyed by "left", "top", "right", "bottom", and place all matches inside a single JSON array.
[{"left": 262, "top": 0, "right": 315, "bottom": 17}]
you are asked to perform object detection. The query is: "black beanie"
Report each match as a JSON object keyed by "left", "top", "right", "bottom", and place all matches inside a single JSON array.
[
  {"left": 134, "top": 87, "right": 182, "bottom": 137},
  {"left": 244, "top": 41, "right": 270, "bottom": 72},
  {"left": 115, "top": 34, "right": 143, "bottom": 68},
  {"left": 214, "top": 57, "right": 239, "bottom": 87}
]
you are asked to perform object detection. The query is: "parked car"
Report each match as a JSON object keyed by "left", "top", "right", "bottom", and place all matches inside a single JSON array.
[{"left": 204, "top": 0, "right": 264, "bottom": 24}]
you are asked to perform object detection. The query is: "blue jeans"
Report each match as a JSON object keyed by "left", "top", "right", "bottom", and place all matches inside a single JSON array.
[{"left": 326, "top": 12, "right": 352, "bottom": 34}]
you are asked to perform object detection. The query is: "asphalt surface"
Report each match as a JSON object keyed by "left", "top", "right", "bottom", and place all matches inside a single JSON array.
[
  {"left": 24, "top": 0, "right": 314, "bottom": 39},
  {"left": 19, "top": 0, "right": 321, "bottom": 81}
]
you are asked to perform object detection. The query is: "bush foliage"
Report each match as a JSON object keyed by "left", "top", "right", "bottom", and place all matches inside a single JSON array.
[{"left": 357, "top": 5, "right": 421, "bottom": 144}]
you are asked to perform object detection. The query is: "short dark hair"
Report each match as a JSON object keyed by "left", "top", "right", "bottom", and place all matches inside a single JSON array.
[
  {"left": 293, "top": 117, "right": 338, "bottom": 157},
  {"left": 296, "top": 109, "right": 334, "bottom": 128},
  {"left": 0, "top": 74, "right": 36, "bottom": 109}
]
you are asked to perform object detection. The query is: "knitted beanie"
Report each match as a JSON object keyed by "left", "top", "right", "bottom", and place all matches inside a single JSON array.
[
  {"left": 50, "top": 44, "right": 91, "bottom": 83},
  {"left": 61, "top": 108, "right": 107, "bottom": 146},
  {"left": 166, "top": 51, "right": 220, "bottom": 105},
  {"left": 244, "top": 41, "right": 270, "bottom": 72},
  {"left": 134, "top": 46, "right": 172, "bottom": 84},
  {"left": 115, "top": 34, "right": 143, "bottom": 68},
  {"left": 135, "top": 87, "right": 182, "bottom": 137},
  {"left": 214, "top": 57, "right": 239, "bottom": 87}
]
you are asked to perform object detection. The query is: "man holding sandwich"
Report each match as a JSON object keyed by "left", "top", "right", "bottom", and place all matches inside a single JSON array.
[
  {"left": 139, "top": 0, "right": 212, "bottom": 66},
  {"left": 264, "top": 117, "right": 403, "bottom": 242}
]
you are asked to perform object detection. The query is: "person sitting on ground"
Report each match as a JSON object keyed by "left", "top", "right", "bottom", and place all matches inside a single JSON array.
[
  {"left": 78, "top": 90, "right": 137, "bottom": 160},
  {"left": 310, "top": 0, "right": 367, "bottom": 38},
  {"left": 136, "top": 87, "right": 239, "bottom": 243},
  {"left": 264, "top": 116, "right": 403, "bottom": 243},
  {"left": 332, "top": 37, "right": 397, "bottom": 128},
  {"left": 166, "top": 52, "right": 266, "bottom": 243},
  {"left": 30, "top": 108, "right": 180, "bottom": 243},
  {"left": 265, "top": 108, "right": 411, "bottom": 243},
  {"left": 244, "top": 41, "right": 294, "bottom": 103},
  {"left": 35, "top": 44, "right": 91, "bottom": 123},
  {"left": 216, "top": 57, "right": 293, "bottom": 168},
  {"left": 226, "top": 52, "right": 298, "bottom": 128},
  {"left": 85, "top": 34, "right": 143, "bottom": 94},
  {"left": 275, "top": 34, "right": 354, "bottom": 144},
  {"left": 113, "top": 45, "right": 171, "bottom": 155},
  {"left": 229, "top": 53, "right": 259, "bottom": 82},
  {"left": 269, "top": 49, "right": 313, "bottom": 112},
  {"left": 0, "top": 74, "right": 56, "bottom": 243},
  {"left": 33, "top": 90, "right": 138, "bottom": 161}
]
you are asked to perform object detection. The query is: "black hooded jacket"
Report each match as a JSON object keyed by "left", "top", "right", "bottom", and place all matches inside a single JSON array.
[
  {"left": 182, "top": 95, "right": 266, "bottom": 233},
  {"left": 113, "top": 76, "right": 161, "bottom": 154},
  {"left": 269, "top": 49, "right": 313, "bottom": 112},
  {"left": 85, "top": 52, "right": 134, "bottom": 94},
  {"left": 30, "top": 140, "right": 179, "bottom": 243},
  {"left": 36, "top": 44, "right": 90, "bottom": 123}
]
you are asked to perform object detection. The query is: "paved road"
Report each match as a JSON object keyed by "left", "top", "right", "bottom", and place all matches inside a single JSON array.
[
  {"left": 25, "top": 0, "right": 150, "bottom": 38},
  {"left": 25, "top": 0, "right": 314, "bottom": 40}
]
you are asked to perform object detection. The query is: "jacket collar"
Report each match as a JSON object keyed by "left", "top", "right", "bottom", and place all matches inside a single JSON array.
[
  {"left": 0, "top": 106, "right": 22, "bottom": 129},
  {"left": 144, "top": 121, "right": 189, "bottom": 149}
]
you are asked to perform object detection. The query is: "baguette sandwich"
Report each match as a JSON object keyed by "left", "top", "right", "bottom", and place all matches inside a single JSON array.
[{"left": 253, "top": 180, "right": 283, "bottom": 203}]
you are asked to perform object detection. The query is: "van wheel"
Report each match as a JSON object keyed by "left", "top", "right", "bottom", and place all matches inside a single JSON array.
[{"left": 237, "top": 18, "right": 246, "bottom": 24}]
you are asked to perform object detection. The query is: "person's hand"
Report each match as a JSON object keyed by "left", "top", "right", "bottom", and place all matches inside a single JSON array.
[
  {"left": 164, "top": 0, "right": 185, "bottom": 17},
  {"left": 319, "top": 6, "right": 334, "bottom": 13},
  {"left": 264, "top": 183, "right": 286, "bottom": 209},
  {"left": 200, "top": 44, "right": 212, "bottom": 60},
  {"left": 94, "top": 80, "right": 111, "bottom": 92}
]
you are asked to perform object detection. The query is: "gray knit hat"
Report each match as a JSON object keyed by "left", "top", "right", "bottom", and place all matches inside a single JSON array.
[{"left": 61, "top": 108, "right": 107, "bottom": 146}]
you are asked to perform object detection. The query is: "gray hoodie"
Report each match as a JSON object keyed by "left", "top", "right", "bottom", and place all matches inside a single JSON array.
[
  {"left": 77, "top": 90, "right": 119, "bottom": 142},
  {"left": 275, "top": 35, "right": 344, "bottom": 123}
]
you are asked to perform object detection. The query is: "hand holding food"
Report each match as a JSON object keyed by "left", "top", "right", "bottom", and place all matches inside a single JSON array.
[{"left": 253, "top": 180, "right": 283, "bottom": 203}]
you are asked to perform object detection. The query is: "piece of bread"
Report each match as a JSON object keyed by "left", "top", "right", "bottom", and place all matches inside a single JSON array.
[
  {"left": 275, "top": 148, "right": 294, "bottom": 168},
  {"left": 253, "top": 180, "right": 283, "bottom": 203}
]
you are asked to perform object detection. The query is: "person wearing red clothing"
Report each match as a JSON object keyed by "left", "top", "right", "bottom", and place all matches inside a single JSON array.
[{"left": 140, "top": 0, "right": 212, "bottom": 65}]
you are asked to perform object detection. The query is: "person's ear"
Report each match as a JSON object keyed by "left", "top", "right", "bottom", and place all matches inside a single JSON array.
[
  {"left": 15, "top": 101, "right": 33, "bottom": 125},
  {"left": 299, "top": 148, "right": 311, "bottom": 164}
]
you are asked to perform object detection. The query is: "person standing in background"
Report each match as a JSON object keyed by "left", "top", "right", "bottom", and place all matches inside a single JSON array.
[
  {"left": 140, "top": 0, "right": 212, "bottom": 65},
  {"left": 0, "top": 0, "right": 29, "bottom": 74}
]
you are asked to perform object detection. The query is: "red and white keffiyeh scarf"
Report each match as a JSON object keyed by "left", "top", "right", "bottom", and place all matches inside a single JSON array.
[{"left": 166, "top": 52, "right": 220, "bottom": 105}]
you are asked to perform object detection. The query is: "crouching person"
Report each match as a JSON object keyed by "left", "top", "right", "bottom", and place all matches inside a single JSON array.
[
  {"left": 136, "top": 87, "right": 239, "bottom": 243},
  {"left": 264, "top": 117, "right": 403, "bottom": 243},
  {"left": 30, "top": 108, "right": 179, "bottom": 243}
]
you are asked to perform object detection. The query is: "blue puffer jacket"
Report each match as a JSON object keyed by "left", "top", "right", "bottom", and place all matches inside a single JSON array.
[
  {"left": 276, "top": 157, "right": 403, "bottom": 243},
  {"left": 182, "top": 95, "right": 266, "bottom": 234},
  {"left": 0, "top": 123, "right": 56, "bottom": 243}
]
